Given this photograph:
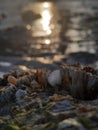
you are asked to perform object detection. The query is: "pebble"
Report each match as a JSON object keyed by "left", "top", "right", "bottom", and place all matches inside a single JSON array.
[
  {"left": 0, "top": 85, "right": 16, "bottom": 104},
  {"left": 58, "top": 118, "right": 85, "bottom": 130},
  {"left": 15, "top": 89, "right": 28, "bottom": 106},
  {"left": 51, "top": 100, "right": 71, "bottom": 112}
]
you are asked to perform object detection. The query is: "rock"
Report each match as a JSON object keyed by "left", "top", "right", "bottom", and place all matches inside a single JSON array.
[
  {"left": 51, "top": 100, "right": 71, "bottom": 112},
  {"left": 0, "top": 85, "right": 16, "bottom": 104},
  {"left": 58, "top": 118, "right": 85, "bottom": 130},
  {"left": 15, "top": 89, "right": 27, "bottom": 100},
  {"left": 15, "top": 89, "right": 28, "bottom": 106}
]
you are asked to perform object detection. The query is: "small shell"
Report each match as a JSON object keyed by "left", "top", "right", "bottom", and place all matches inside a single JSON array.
[
  {"left": 48, "top": 70, "right": 62, "bottom": 87},
  {"left": 8, "top": 75, "right": 17, "bottom": 86}
]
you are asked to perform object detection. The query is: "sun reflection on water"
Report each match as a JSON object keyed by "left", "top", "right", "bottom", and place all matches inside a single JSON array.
[
  {"left": 41, "top": 10, "right": 52, "bottom": 35},
  {"left": 24, "top": 1, "right": 60, "bottom": 45},
  {"left": 27, "top": 1, "right": 53, "bottom": 41},
  {"left": 44, "top": 39, "right": 51, "bottom": 44},
  {"left": 41, "top": 3, "right": 52, "bottom": 35},
  {"left": 43, "top": 2, "right": 50, "bottom": 8},
  {"left": 26, "top": 24, "right": 31, "bottom": 30}
]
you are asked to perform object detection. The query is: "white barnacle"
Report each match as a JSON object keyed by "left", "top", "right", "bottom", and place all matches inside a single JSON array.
[{"left": 48, "top": 70, "right": 62, "bottom": 87}]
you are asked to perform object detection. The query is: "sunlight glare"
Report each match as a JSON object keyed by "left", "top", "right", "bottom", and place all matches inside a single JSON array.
[
  {"left": 41, "top": 8, "right": 52, "bottom": 35},
  {"left": 43, "top": 2, "right": 49, "bottom": 8},
  {"left": 30, "top": 2, "right": 52, "bottom": 37},
  {"left": 26, "top": 24, "right": 31, "bottom": 30},
  {"left": 19, "top": 65, "right": 29, "bottom": 71},
  {"left": 45, "top": 39, "right": 50, "bottom": 45}
]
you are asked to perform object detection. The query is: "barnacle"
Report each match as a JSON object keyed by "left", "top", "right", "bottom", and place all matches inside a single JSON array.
[
  {"left": 46, "top": 64, "right": 98, "bottom": 100},
  {"left": 36, "top": 68, "right": 50, "bottom": 89},
  {"left": 17, "top": 73, "right": 36, "bottom": 87},
  {"left": 48, "top": 70, "right": 62, "bottom": 87},
  {"left": 60, "top": 64, "right": 98, "bottom": 100},
  {"left": 0, "top": 63, "right": 98, "bottom": 109}
]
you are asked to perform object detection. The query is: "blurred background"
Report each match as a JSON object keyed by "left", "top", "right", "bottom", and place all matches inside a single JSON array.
[{"left": 0, "top": 0, "right": 98, "bottom": 75}]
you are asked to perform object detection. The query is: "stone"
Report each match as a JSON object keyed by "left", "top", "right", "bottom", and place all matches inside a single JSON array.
[
  {"left": 15, "top": 89, "right": 28, "bottom": 106},
  {"left": 58, "top": 118, "right": 85, "bottom": 130}
]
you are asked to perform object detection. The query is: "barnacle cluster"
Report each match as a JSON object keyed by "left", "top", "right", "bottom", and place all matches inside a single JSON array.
[{"left": 0, "top": 64, "right": 98, "bottom": 110}]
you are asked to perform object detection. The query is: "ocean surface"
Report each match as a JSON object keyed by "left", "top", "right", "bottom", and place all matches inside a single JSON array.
[{"left": 0, "top": 0, "right": 98, "bottom": 74}]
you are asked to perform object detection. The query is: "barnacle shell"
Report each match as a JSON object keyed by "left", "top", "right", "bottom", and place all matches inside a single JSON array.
[
  {"left": 36, "top": 69, "right": 50, "bottom": 89},
  {"left": 61, "top": 64, "right": 98, "bottom": 100},
  {"left": 8, "top": 75, "right": 17, "bottom": 86},
  {"left": 48, "top": 70, "right": 62, "bottom": 87},
  {"left": 17, "top": 74, "right": 35, "bottom": 86}
]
